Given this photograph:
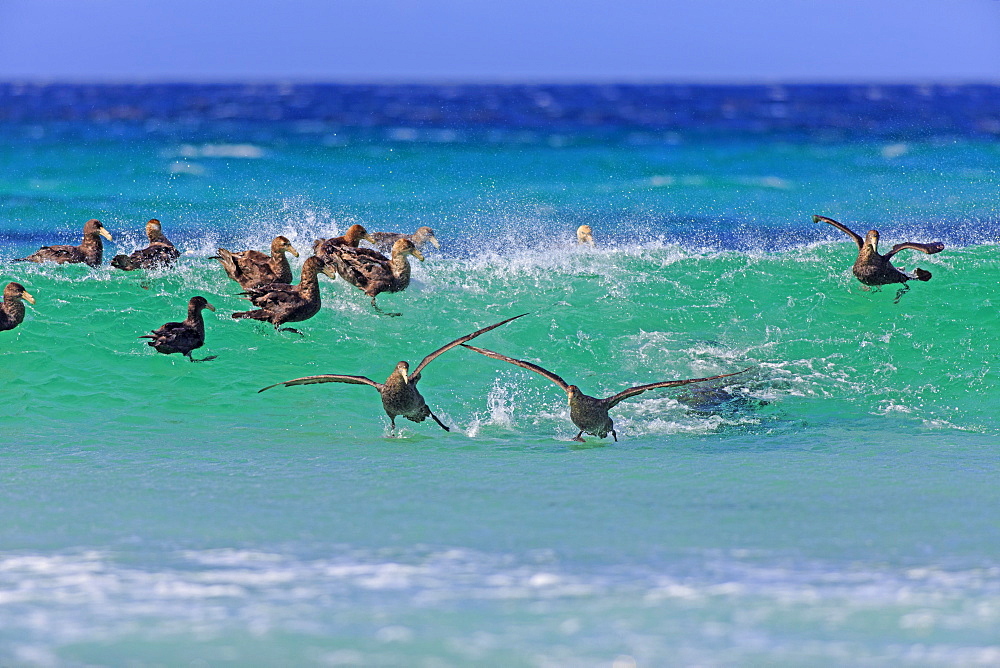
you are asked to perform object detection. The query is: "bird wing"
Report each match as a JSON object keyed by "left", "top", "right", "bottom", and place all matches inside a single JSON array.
[
  {"left": 411, "top": 313, "right": 528, "bottom": 381},
  {"left": 328, "top": 247, "right": 390, "bottom": 288},
  {"left": 258, "top": 374, "right": 382, "bottom": 393},
  {"left": 459, "top": 344, "right": 571, "bottom": 392},
  {"left": 131, "top": 243, "right": 180, "bottom": 267},
  {"left": 813, "top": 215, "right": 863, "bottom": 250},
  {"left": 883, "top": 241, "right": 945, "bottom": 260},
  {"left": 245, "top": 286, "right": 299, "bottom": 308},
  {"left": 604, "top": 368, "right": 751, "bottom": 408},
  {"left": 147, "top": 321, "right": 187, "bottom": 337},
  {"left": 24, "top": 245, "right": 84, "bottom": 262}
]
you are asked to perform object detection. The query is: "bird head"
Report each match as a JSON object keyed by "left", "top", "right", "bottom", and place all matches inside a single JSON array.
[
  {"left": 415, "top": 227, "right": 440, "bottom": 248},
  {"left": 274, "top": 235, "right": 300, "bottom": 257},
  {"left": 5, "top": 282, "right": 34, "bottom": 304},
  {"left": 190, "top": 296, "right": 216, "bottom": 312},
  {"left": 85, "top": 219, "right": 114, "bottom": 241},
  {"left": 393, "top": 239, "right": 424, "bottom": 261}
]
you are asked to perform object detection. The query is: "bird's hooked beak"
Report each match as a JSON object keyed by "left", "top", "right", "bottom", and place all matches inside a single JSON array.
[
  {"left": 412, "top": 248, "right": 425, "bottom": 262},
  {"left": 287, "top": 244, "right": 300, "bottom": 258},
  {"left": 21, "top": 290, "right": 35, "bottom": 305},
  {"left": 99, "top": 228, "right": 114, "bottom": 241},
  {"left": 428, "top": 234, "right": 440, "bottom": 249},
  {"left": 363, "top": 233, "right": 375, "bottom": 244}
]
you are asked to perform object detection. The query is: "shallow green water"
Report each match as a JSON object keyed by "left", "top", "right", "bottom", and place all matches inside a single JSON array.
[{"left": 1, "top": 125, "right": 999, "bottom": 665}]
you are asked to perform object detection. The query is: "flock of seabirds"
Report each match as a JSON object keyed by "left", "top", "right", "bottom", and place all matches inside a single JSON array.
[{"left": 0, "top": 215, "right": 945, "bottom": 440}]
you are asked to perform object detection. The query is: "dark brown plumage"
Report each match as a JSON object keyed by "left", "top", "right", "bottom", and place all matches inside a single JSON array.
[
  {"left": 0, "top": 282, "right": 35, "bottom": 332},
  {"left": 462, "top": 344, "right": 748, "bottom": 442},
  {"left": 14, "top": 219, "right": 113, "bottom": 267},
  {"left": 815, "top": 215, "right": 944, "bottom": 290},
  {"left": 139, "top": 296, "right": 216, "bottom": 361},
  {"left": 323, "top": 238, "right": 424, "bottom": 315},
  {"left": 213, "top": 235, "right": 300, "bottom": 290},
  {"left": 258, "top": 313, "right": 527, "bottom": 435},
  {"left": 231, "top": 255, "right": 327, "bottom": 332},
  {"left": 313, "top": 224, "right": 375, "bottom": 257},
  {"left": 369, "top": 226, "right": 440, "bottom": 253},
  {"left": 111, "top": 219, "right": 181, "bottom": 271}
]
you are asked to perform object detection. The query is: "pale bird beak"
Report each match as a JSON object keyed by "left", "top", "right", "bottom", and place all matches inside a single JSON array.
[
  {"left": 206, "top": 303, "right": 216, "bottom": 312},
  {"left": 428, "top": 235, "right": 440, "bottom": 249},
  {"left": 288, "top": 245, "right": 300, "bottom": 258},
  {"left": 22, "top": 291, "right": 35, "bottom": 305},
  {"left": 99, "top": 228, "right": 114, "bottom": 241},
  {"left": 401, "top": 368, "right": 409, "bottom": 383},
  {"left": 412, "top": 249, "right": 425, "bottom": 262},
  {"left": 363, "top": 234, "right": 375, "bottom": 243}
]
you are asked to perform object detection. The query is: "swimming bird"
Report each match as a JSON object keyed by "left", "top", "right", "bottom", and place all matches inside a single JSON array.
[
  {"left": 323, "top": 238, "right": 424, "bottom": 316},
  {"left": 14, "top": 219, "right": 113, "bottom": 267},
  {"left": 258, "top": 313, "right": 527, "bottom": 435},
  {"left": 139, "top": 296, "right": 216, "bottom": 361},
  {"left": 461, "top": 344, "right": 748, "bottom": 442},
  {"left": 111, "top": 218, "right": 181, "bottom": 271},
  {"left": 0, "top": 282, "right": 35, "bottom": 332},
  {"left": 313, "top": 224, "right": 375, "bottom": 256},
  {"left": 577, "top": 225, "right": 594, "bottom": 245},
  {"left": 231, "top": 255, "right": 327, "bottom": 333},
  {"left": 369, "top": 226, "right": 440, "bottom": 253},
  {"left": 213, "top": 235, "right": 300, "bottom": 290},
  {"left": 814, "top": 215, "right": 944, "bottom": 298}
]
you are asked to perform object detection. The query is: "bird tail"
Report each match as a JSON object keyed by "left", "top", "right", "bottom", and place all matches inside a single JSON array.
[{"left": 231, "top": 309, "right": 271, "bottom": 322}]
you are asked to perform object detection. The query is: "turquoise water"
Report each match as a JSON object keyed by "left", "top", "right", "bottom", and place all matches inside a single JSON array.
[{"left": 2, "top": 89, "right": 1000, "bottom": 664}]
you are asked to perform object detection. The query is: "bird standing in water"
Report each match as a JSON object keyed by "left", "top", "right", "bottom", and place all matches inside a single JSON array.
[
  {"left": 259, "top": 313, "right": 527, "bottom": 435},
  {"left": 814, "top": 214, "right": 944, "bottom": 301},
  {"left": 462, "top": 344, "right": 747, "bottom": 442},
  {"left": 213, "top": 235, "right": 300, "bottom": 290},
  {"left": 140, "top": 296, "right": 217, "bottom": 362},
  {"left": 111, "top": 218, "right": 181, "bottom": 271},
  {"left": 15, "top": 219, "right": 113, "bottom": 267}
]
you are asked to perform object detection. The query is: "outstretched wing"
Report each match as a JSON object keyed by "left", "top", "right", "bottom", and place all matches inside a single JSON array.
[
  {"left": 460, "top": 344, "right": 571, "bottom": 392},
  {"left": 883, "top": 241, "right": 945, "bottom": 261},
  {"left": 604, "top": 368, "right": 751, "bottom": 408},
  {"left": 259, "top": 374, "right": 382, "bottom": 393},
  {"left": 813, "top": 215, "right": 863, "bottom": 250},
  {"left": 411, "top": 313, "right": 528, "bottom": 381}
]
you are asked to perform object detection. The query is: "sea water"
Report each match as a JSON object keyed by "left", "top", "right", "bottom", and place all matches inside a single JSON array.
[{"left": 0, "top": 84, "right": 999, "bottom": 665}]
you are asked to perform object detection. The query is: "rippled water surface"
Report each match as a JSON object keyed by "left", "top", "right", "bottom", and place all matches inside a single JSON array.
[{"left": 1, "top": 85, "right": 999, "bottom": 665}]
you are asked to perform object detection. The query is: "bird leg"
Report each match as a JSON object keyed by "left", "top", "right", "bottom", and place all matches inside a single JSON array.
[
  {"left": 429, "top": 412, "right": 451, "bottom": 432},
  {"left": 893, "top": 284, "right": 910, "bottom": 304},
  {"left": 611, "top": 429, "right": 618, "bottom": 442},
  {"left": 277, "top": 326, "right": 305, "bottom": 336},
  {"left": 191, "top": 355, "right": 218, "bottom": 362},
  {"left": 371, "top": 298, "right": 402, "bottom": 318},
  {"left": 389, "top": 416, "right": 397, "bottom": 437},
  {"left": 572, "top": 431, "right": 586, "bottom": 442}
]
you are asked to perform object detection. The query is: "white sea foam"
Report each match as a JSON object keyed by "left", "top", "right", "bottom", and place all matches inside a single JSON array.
[{"left": 0, "top": 548, "right": 997, "bottom": 664}]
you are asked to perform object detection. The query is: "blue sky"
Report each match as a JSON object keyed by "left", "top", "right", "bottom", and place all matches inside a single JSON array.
[{"left": 1, "top": 0, "right": 998, "bottom": 81}]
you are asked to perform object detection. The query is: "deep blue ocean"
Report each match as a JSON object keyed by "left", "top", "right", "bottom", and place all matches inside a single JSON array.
[{"left": 1, "top": 83, "right": 999, "bottom": 665}]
